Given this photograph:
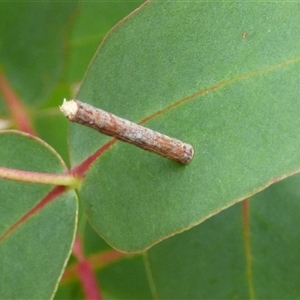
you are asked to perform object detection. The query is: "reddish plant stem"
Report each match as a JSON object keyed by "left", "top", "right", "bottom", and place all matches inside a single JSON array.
[
  {"left": 0, "top": 166, "right": 79, "bottom": 187},
  {"left": 89, "top": 249, "right": 128, "bottom": 266},
  {"left": 71, "top": 139, "right": 116, "bottom": 178},
  {"left": 72, "top": 236, "right": 102, "bottom": 300},
  {"left": 0, "top": 69, "right": 35, "bottom": 135},
  {"left": 62, "top": 249, "right": 128, "bottom": 283},
  {"left": 0, "top": 186, "right": 66, "bottom": 243}
]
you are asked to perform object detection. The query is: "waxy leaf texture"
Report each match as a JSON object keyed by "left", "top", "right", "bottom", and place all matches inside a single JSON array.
[
  {"left": 0, "top": 131, "right": 77, "bottom": 299},
  {"left": 68, "top": 2, "right": 300, "bottom": 251}
]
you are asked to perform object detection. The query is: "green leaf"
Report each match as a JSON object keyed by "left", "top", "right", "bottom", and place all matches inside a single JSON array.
[
  {"left": 33, "top": 111, "right": 70, "bottom": 167},
  {"left": 98, "top": 255, "right": 152, "bottom": 299},
  {"left": 0, "top": 131, "right": 77, "bottom": 299},
  {"left": 65, "top": 1, "right": 144, "bottom": 83},
  {"left": 54, "top": 281, "right": 85, "bottom": 300},
  {"left": 69, "top": 2, "right": 300, "bottom": 251},
  {"left": 145, "top": 173, "right": 300, "bottom": 298},
  {"left": 55, "top": 173, "right": 300, "bottom": 298},
  {"left": 56, "top": 254, "right": 152, "bottom": 300},
  {"left": 55, "top": 220, "right": 152, "bottom": 300},
  {"left": 0, "top": 2, "right": 78, "bottom": 106},
  {"left": 249, "top": 174, "right": 300, "bottom": 298},
  {"left": 146, "top": 203, "right": 248, "bottom": 299}
]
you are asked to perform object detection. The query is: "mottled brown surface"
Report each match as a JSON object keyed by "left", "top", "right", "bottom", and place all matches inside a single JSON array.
[{"left": 67, "top": 100, "right": 194, "bottom": 164}]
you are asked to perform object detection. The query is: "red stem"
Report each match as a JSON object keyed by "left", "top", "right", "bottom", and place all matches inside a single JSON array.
[
  {"left": 0, "top": 166, "right": 79, "bottom": 187},
  {"left": 61, "top": 249, "right": 127, "bottom": 284},
  {"left": 73, "top": 236, "right": 102, "bottom": 300},
  {"left": 0, "top": 186, "right": 66, "bottom": 243},
  {"left": 0, "top": 69, "right": 35, "bottom": 135}
]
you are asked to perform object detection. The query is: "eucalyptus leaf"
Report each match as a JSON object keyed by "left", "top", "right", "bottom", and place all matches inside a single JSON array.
[
  {"left": 0, "top": 131, "right": 77, "bottom": 299},
  {"left": 69, "top": 1, "right": 300, "bottom": 251}
]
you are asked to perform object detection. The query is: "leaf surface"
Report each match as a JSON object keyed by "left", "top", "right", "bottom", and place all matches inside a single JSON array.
[
  {"left": 69, "top": 1, "right": 300, "bottom": 251},
  {"left": 0, "top": 131, "right": 77, "bottom": 299},
  {"left": 55, "top": 221, "right": 152, "bottom": 300},
  {"left": 65, "top": 1, "right": 144, "bottom": 83},
  {"left": 0, "top": 2, "right": 77, "bottom": 106},
  {"left": 56, "top": 174, "right": 300, "bottom": 299},
  {"left": 145, "top": 173, "right": 300, "bottom": 298}
]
